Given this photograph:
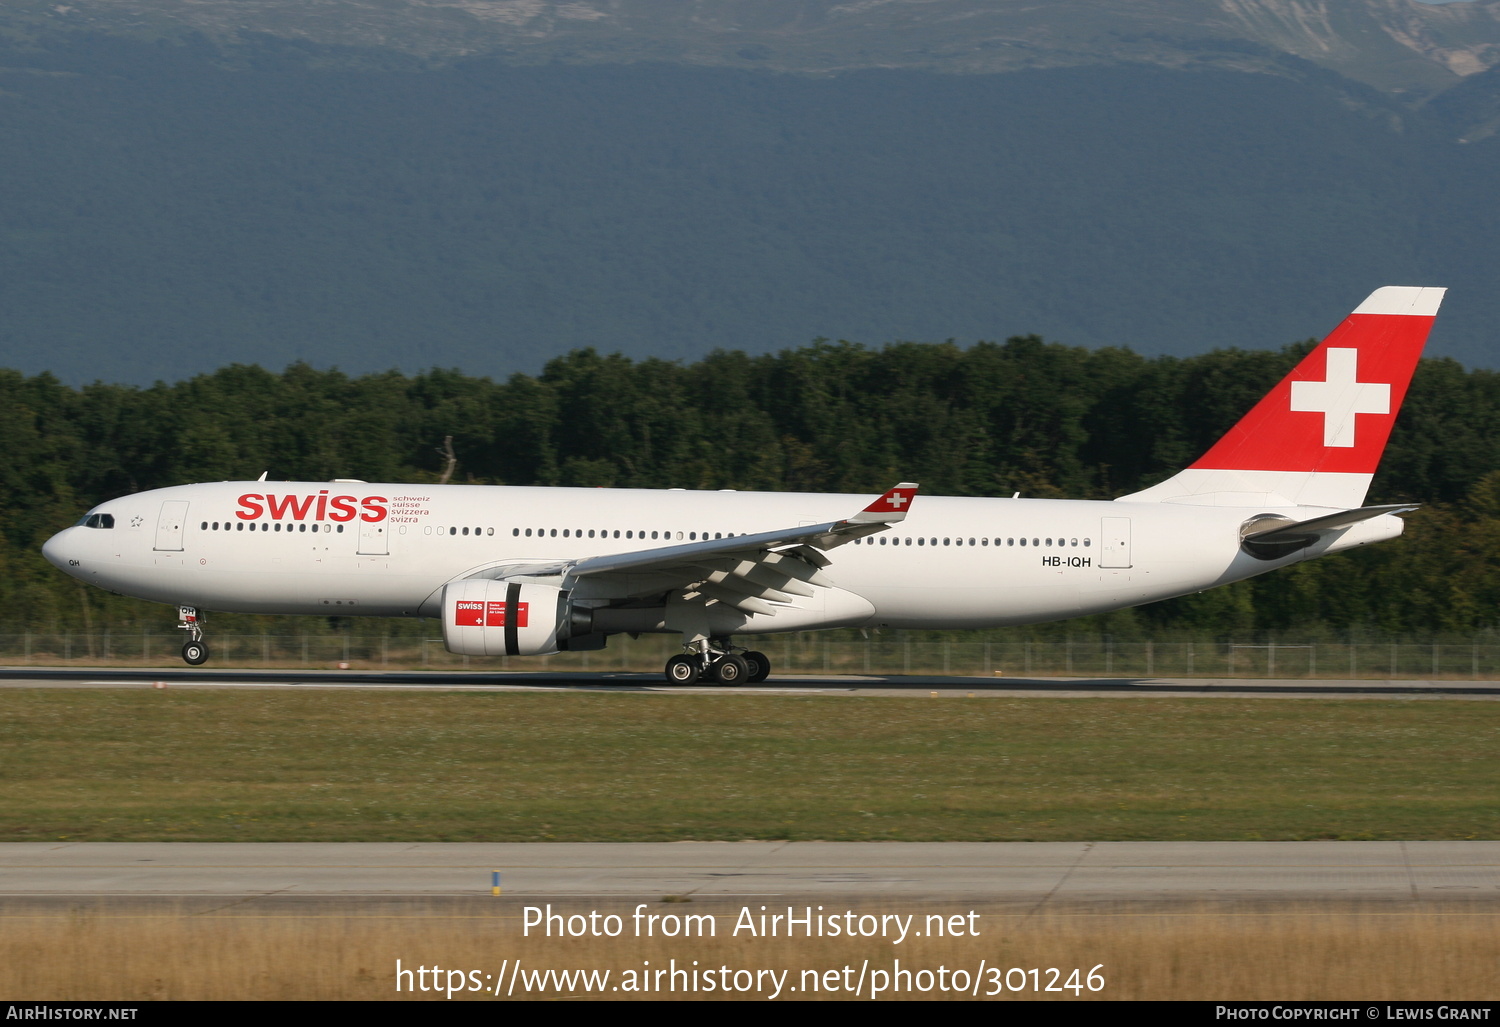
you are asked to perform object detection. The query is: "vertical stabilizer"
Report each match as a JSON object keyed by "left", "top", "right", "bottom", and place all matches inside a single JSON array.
[{"left": 1118, "top": 286, "right": 1444, "bottom": 510}]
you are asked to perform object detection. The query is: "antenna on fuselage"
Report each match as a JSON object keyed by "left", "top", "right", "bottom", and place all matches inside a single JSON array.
[{"left": 256, "top": 471, "right": 268, "bottom": 481}]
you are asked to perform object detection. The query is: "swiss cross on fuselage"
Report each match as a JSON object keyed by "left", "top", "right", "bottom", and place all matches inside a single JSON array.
[{"left": 1289, "top": 347, "right": 1391, "bottom": 448}]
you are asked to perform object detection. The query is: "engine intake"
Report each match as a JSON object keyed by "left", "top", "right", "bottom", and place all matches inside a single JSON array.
[{"left": 441, "top": 580, "right": 593, "bottom": 656}]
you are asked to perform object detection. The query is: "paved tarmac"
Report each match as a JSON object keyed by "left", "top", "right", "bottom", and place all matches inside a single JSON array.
[
  {"left": 1, "top": 666, "right": 1497, "bottom": 698},
  {"left": 2, "top": 842, "right": 1497, "bottom": 904}
]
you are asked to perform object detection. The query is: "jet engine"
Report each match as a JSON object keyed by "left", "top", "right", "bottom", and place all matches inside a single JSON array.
[{"left": 441, "top": 579, "right": 595, "bottom": 657}]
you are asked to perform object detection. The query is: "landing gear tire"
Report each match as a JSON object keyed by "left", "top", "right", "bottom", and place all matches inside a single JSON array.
[
  {"left": 665, "top": 654, "right": 700, "bottom": 685},
  {"left": 712, "top": 654, "right": 750, "bottom": 686},
  {"left": 742, "top": 650, "right": 771, "bottom": 683},
  {"left": 181, "top": 641, "right": 209, "bottom": 666}
]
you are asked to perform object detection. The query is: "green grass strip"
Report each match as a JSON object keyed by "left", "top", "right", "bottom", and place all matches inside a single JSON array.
[{"left": 1, "top": 691, "right": 1495, "bottom": 842}]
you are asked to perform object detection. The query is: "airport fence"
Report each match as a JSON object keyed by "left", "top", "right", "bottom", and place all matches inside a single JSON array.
[{"left": 4, "top": 632, "right": 1500, "bottom": 679}]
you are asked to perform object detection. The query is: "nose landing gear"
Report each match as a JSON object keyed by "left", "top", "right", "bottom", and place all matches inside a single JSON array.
[{"left": 177, "top": 606, "right": 209, "bottom": 665}]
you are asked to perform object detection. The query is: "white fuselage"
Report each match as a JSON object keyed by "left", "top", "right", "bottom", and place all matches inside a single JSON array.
[{"left": 43, "top": 481, "right": 1402, "bottom": 632}]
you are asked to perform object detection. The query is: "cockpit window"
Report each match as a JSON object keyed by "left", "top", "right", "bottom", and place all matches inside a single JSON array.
[{"left": 81, "top": 513, "right": 115, "bottom": 529}]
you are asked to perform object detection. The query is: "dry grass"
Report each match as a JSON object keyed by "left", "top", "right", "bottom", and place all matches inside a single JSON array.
[{"left": 4, "top": 901, "right": 1496, "bottom": 1000}]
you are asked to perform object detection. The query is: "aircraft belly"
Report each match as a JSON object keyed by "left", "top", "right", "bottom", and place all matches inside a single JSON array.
[
  {"left": 106, "top": 557, "right": 432, "bottom": 616},
  {"left": 860, "top": 582, "right": 1083, "bottom": 628}
]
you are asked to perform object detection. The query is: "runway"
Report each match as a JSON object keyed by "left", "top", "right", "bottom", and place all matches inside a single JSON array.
[
  {"left": 2, "top": 666, "right": 1498, "bottom": 698},
  {"left": 3, "top": 842, "right": 1497, "bottom": 905}
]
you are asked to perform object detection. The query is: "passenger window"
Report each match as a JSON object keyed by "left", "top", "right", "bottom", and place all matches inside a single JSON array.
[
  {"left": 200, "top": 521, "right": 208, "bottom": 530},
  {"left": 1020, "top": 538, "right": 1027, "bottom": 546},
  {"left": 917, "top": 538, "right": 925, "bottom": 546},
  {"left": 1084, "top": 539, "right": 1091, "bottom": 547}
]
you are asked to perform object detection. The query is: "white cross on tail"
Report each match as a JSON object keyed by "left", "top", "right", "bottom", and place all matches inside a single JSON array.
[{"left": 1289, "top": 348, "right": 1390, "bottom": 448}]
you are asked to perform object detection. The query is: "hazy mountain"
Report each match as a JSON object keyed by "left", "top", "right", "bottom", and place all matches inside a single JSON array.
[
  {"left": 0, "top": 5, "right": 1497, "bottom": 384},
  {"left": 13, "top": 0, "right": 1500, "bottom": 93}
]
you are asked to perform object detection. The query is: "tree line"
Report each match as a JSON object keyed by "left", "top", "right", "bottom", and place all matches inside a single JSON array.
[{"left": 5, "top": 337, "right": 1499, "bottom": 639}]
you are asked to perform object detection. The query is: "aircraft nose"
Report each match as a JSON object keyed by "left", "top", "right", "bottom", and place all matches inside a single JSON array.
[{"left": 42, "top": 528, "right": 75, "bottom": 572}]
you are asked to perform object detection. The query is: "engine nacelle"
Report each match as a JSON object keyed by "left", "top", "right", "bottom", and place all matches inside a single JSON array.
[{"left": 441, "top": 580, "right": 593, "bottom": 657}]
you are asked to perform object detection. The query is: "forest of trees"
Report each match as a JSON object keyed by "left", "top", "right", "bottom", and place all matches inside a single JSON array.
[{"left": 4, "top": 336, "right": 1500, "bottom": 641}]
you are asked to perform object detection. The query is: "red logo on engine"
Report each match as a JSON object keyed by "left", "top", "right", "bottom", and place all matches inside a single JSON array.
[
  {"left": 453, "top": 601, "right": 527, "bottom": 628},
  {"left": 453, "top": 600, "right": 486, "bottom": 627},
  {"left": 487, "top": 601, "right": 527, "bottom": 628},
  {"left": 236, "top": 491, "right": 388, "bottom": 522}
]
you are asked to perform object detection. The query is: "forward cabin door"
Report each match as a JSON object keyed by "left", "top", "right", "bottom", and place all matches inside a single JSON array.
[
  {"left": 358, "top": 519, "right": 389, "bottom": 556},
  {"left": 153, "top": 500, "right": 189, "bottom": 552},
  {"left": 1099, "top": 516, "right": 1132, "bottom": 568}
]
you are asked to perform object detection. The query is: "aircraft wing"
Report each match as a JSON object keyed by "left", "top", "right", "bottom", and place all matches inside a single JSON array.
[
  {"left": 575, "top": 483, "right": 918, "bottom": 577},
  {"left": 466, "top": 482, "right": 918, "bottom": 613}
]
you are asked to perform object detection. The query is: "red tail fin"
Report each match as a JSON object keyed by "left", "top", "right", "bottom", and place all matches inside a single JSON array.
[{"left": 1121, "top": 287, "right": 1444, "bottom": 509}]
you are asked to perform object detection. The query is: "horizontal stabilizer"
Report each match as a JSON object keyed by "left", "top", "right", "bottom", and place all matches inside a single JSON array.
[
  {"left": 1241, "top": 503, "right": 1416, "bottom": 559},
  {"left": 1242, "top": 504, "right": 1418, "bottom": 543}
]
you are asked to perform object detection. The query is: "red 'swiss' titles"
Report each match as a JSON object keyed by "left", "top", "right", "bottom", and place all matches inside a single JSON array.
[{"left": 236, "top": 490, "right": 389, "bottom": 522}]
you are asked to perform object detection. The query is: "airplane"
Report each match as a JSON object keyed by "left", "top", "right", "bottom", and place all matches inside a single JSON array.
[{"left": 43, "top": 286, "right": 1443, "bottom": 685}]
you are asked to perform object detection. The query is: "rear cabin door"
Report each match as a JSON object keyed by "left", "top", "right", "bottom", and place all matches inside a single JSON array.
[
  {"left": 153, "top": 501, "right": 189, "bottom": 552},
  {"left": 1099, "top": 516, "right": 1132, "bottom": 568}
]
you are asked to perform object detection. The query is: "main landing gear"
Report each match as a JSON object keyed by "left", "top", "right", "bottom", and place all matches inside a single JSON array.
[
  {"left": 663, "top": 639, "right": 771, "bottom": 686},
  {"left": 177, "top": 606, "right": 209, "bottom": 665}
]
